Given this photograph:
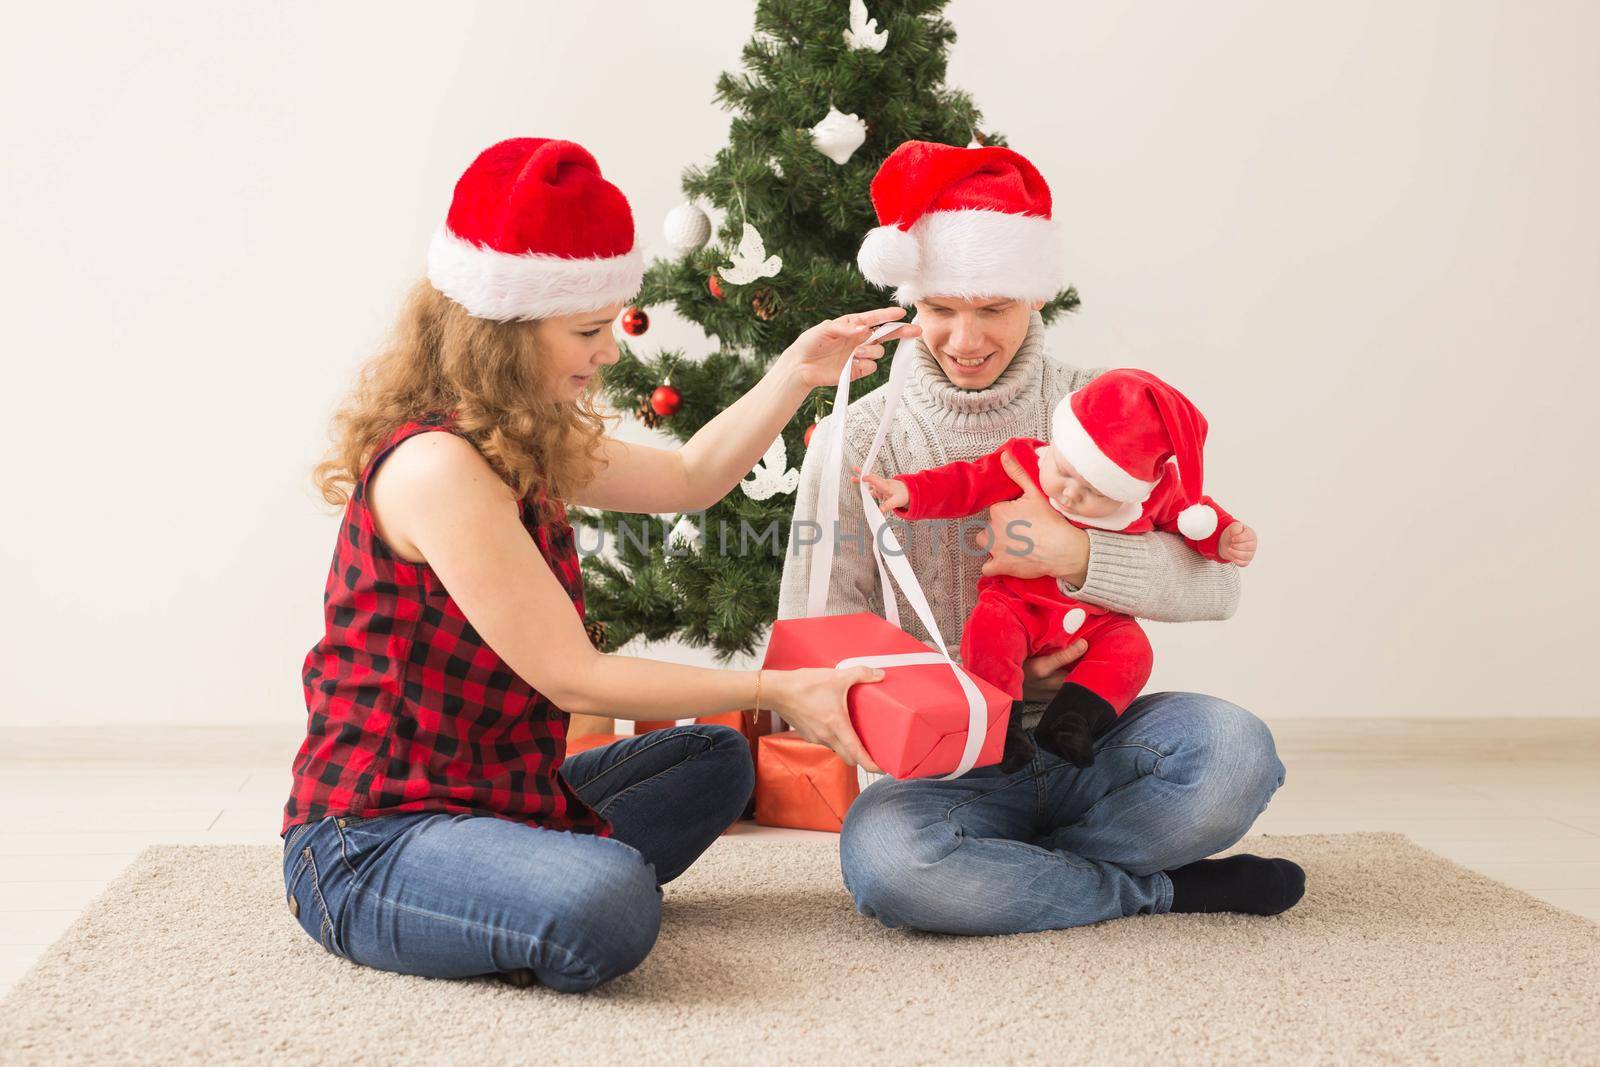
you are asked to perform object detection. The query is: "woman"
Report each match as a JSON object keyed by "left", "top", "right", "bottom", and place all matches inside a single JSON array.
[
  {"left": 282, "top": 137, "right": 916, "bottom": 991},
  {"left": 782, "top": 140, "right": 1303, "bottom": 934}
]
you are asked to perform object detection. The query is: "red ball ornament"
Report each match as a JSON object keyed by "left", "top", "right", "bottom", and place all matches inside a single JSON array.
[
  {"left": 650, "top": 384, "right": 682, "bottom": 417},
  {"left": 621, "top": 307, "right": 649, "bottom": 336},
  {"left": 803, "top": 422, "right": 818, "bottom": 448},
  {"left": 708, "top": 274, "right": 725, "bottom": 300}
]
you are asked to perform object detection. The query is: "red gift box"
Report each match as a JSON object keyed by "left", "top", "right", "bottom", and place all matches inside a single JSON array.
[
  {"left": 754, "top": 733, "right": 860, "bottom": 833},
  {"left": 761, "top": 612, "right": 1010, "bottom": 780}
]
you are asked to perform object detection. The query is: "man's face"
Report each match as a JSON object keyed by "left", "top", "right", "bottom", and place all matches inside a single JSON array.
[{"left": 912, "top": 296, "right": 1043, "bottom": 390}]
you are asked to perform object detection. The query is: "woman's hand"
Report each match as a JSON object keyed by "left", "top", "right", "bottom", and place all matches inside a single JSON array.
[
  {"left": 766, "top": 666, "right": 886, "bottom": 772},
  {"left": 853, "top": 468, "right": 910, "bottom": 515},
  {"left": 780, "top": 307, "right": 921, "bottom": 390},
  {"left": 1218, "top": 522, "right": 1257, "bottom": 566}
]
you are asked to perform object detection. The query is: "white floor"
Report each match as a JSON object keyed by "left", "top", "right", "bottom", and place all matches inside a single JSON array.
[{"left": 2, "top": 718, "right": 1597, "bottom": 999}]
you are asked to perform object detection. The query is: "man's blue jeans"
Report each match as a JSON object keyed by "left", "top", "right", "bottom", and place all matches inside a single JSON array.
[
  {"left": 282, "top": 723, "right": 753, "bottom": 992},
  {"left": 839, "top": 692, "right": 1285, "bottom": 934}
]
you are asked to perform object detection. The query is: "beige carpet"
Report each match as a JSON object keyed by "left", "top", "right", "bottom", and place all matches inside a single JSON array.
[{"left": 1, "top": 833, "right": 1596, "bottom": 1066}]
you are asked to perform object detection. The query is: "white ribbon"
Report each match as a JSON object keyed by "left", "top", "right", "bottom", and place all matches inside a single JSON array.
[{"left": 803, "top": 319, "right": 988, "bottom": 780}]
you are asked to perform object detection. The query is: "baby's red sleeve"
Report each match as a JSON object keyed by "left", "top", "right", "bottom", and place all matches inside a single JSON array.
[
  {"left": 899, "top": 438, "right": 1046, "bottom": 520},
  {"left": 1151, "top": 493, "right": 1238, "bottom": 561}
]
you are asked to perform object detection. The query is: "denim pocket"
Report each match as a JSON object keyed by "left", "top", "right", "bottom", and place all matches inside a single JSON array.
[{"left": 284, "top": 821, "right": 345, "bottom": 958}]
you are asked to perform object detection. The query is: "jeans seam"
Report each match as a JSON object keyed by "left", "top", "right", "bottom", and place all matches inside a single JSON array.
[
  {"left": 284, "top": 822, "right": 312, "bottom": 853},
  {"left": 300, "top": 846, "right": 339, "bottom": 956},
  {"left": 344, "top": 881, "right": 600, "bottom": 986},
  {"left": 333, "top": 818, "right": 359, "bottom": 878},
  {"left": 585, "top": 732, "right": 718, "bottom": 815},
  {"left": 593, "top": 752, "right": 704, "bottom": 818},
  {"left": 940, "top": 770, "right": 1043, "bottom": 822},
  {"left": 1055, "top": 741, "right": 1171, "bottom": 828}
]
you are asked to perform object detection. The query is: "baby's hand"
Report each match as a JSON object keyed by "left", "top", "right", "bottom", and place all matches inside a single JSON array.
[
  {"left": 1218, "top": 522, "right": 1257, "bottom": 567},
  {"left": 853, "top": 467, "right": 910, "bottom": 515}
]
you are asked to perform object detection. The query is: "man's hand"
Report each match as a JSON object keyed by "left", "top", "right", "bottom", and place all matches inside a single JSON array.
[
  {"left": 1019, "top": 640, "right": 1089, "bottom": 703},
  {"left": 1218, "top": 522, "right": 1257, "bottom": 567},
  {"left": 982, "top": 449, "right": 1091, "bottom": 586}
]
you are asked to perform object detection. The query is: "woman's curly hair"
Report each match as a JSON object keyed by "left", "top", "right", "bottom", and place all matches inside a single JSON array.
[{"left": 314, "top": 280, "right": 611, "bottom": 525}]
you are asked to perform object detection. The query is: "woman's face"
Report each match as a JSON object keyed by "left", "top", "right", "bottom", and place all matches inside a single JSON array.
[
  {"left": 912, "top": 296, "right": 1044, "bottom": 390},
  {"left": 532, "top": 302, "right": 626, "bottom": 401}
]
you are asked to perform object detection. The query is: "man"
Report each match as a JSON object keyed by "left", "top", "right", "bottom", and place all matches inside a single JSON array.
[{"left": 778, "top": 141, "right": 1303, "bottom": 933}]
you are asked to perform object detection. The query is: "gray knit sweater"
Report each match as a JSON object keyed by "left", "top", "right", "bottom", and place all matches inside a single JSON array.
[{"left": 777, "top": 313, "right": 1240, "bottom": 731}]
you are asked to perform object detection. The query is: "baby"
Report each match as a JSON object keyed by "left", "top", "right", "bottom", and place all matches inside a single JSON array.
[{"left": 859, "top": 368, "right": 1255, "bottom": 773}]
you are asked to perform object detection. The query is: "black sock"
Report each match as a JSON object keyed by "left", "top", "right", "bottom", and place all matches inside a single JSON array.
[{"left": 1165, "top": 855, "right": 1306, "bottom": 916}]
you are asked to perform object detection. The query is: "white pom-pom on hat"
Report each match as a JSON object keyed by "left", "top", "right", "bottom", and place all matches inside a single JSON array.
[
  {"left": 1177, "top": 503, "right": 1218, "bottom": 541},
  {"left": 857, "top": 225, "right": 919, "bottom": 288}
]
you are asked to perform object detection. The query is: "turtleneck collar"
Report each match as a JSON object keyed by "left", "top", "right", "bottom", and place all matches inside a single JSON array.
[{"left": 903, "top": 311, "right": 1048, "bottom": 431}]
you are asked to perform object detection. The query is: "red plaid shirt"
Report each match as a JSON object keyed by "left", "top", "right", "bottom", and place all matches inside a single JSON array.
[{"left": 283, "top": 416, "right": 610, "bottom": 837}]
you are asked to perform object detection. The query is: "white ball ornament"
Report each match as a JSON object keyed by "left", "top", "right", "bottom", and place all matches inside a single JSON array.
[
  {"left": 662, "top": 202, "right": 711, "bottom": 252},
  {"left": 811, "top": 106, "right": 868, "bottom": 165}
]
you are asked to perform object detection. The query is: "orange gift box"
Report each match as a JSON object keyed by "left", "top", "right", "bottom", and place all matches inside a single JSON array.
[
  {"left": 566, "top": 733, "right": 628, "bottom": 755},
  {"left": 761, "top": 612, "right": 1010, "bottom": 780},
  {"left": 754, "top": 733, "right": 860, "bottom": 833},
  {"left": 694, "top": 709, "right": 773, "bottom": 764},
  {"left": 633, "top": 719, "right": 677, "bottom": 734}
]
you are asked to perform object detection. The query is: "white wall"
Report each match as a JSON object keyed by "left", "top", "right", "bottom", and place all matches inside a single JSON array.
[{"left": 2, "top": 0, "right": 1596, "bottom": 725}]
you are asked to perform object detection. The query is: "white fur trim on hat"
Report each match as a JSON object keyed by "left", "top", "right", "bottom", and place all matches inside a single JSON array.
[
  {"left": 426, "top": 226, "right": 645, "bottom": 322},
  {"left": 857, "top": 225, "right": 919, "bottom": 288},
  {"left": 1050, "top": 400, "right": 1160, "bottom": 504},
  {"left": 889, "top": 209, "right": 1063, "bottom": 305},
  {"left": 1177, "top": 503, "right": 1218, "bottom": 540}
]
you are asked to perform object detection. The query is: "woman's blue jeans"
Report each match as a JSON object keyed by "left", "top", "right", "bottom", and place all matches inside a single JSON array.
[
  {"left": 839, "top": 691, "right": 1286, "bottom": 934},
  {"left": 282, "top": 723, "right": 753, "bottom": 992}
]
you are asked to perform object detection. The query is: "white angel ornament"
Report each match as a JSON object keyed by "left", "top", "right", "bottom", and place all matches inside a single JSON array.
[
  {"left": 844, "top": 0, "right": 888, "bottom": 52},
  {"left": 740, "top": 434, "right": 802, "bottom": 500},
  {"left": 718, "top": 223, "right": 783, "bottom": 286}
]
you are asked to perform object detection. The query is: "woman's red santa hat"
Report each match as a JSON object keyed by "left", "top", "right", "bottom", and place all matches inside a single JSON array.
[
  {"left": 426, "top": 138, "right": 644, "bottom": 321},
  {"left": 857, "top": 140, "right": 1064, "bottom": 304},
  {"left": 1050, "top": 369, "right": 1219, "bottom": 540}
]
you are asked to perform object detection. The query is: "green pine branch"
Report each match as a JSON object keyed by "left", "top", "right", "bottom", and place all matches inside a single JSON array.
[{"left": 581, "top": 0, "right": 1080, "bottom": 660}]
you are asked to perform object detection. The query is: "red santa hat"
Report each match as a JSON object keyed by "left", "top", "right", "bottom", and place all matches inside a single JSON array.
[
  {"left": 857, "top": 140, "right": 1064, "bottom": 305},
  {"left": 1050, "top": 369, "right": 1219, "bottom": 540},
  {"left": 426, "top": 138, "right": 644, "bottom": 321}
]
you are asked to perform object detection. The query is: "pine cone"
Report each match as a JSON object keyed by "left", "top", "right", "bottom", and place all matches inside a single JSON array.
[
  {"left": 634, "top": 397, "right": 663, "bottom": 429},
  {"left": 584, "top": 618, "right": 609, "bottom": 651}
]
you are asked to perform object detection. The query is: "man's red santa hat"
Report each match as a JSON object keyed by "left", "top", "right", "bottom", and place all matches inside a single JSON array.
[
  {"left": 426, "top": 138, "right": 644, "bottom": 321},
  {"left": 857, "top": 140, "right": 1064, "bottom": 305},
  {"left": 1049, "top": 369, "right": 1219, "bottom": 539}
]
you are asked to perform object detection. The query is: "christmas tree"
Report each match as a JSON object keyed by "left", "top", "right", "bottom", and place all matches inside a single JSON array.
[{"left": 575, "top": 0, "right": 1078, "bottom": 659}]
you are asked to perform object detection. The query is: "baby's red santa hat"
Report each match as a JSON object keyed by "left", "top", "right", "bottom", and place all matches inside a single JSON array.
[
  {"left": 857, "top": 140, "right": 1064, "bottom": 305},
  {"left": 426, "top": 138, "right": 644, "bottom": 321},
  {"left": 1050, "top": 369, "right": 1219, "bottom": 540}
]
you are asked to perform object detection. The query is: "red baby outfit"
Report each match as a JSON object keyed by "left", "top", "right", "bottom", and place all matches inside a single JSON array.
[
  {"left": 283, "top": 416, "right": 610, "bottom": 838},
  {"left": 896, "top": 437, "right": 1235, "bottom": 718}
]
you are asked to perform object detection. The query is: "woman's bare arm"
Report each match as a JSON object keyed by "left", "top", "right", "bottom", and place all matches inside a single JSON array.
[
  {"left": 368, "top": 432, "right": 885, "bottom": 767},
  {"left": 572, "top": 309, "right": 916, "bottom": 514}
]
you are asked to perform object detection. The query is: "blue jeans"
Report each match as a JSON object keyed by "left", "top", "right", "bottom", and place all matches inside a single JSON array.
[
  {"left": 282, "top": 723, "right": 754, "bottom": 992},
  {"left": 839, "top": 692, "right": 1285, "bottom": 934}
]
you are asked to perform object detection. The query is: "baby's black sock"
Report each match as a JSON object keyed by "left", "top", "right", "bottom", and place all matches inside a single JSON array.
[{"left": 1165, "top": 854, "right": 1305, "bottom": 916}]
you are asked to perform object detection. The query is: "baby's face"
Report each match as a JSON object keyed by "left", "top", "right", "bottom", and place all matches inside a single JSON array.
[{"left": 1038, "top": 446, "right": 1121, "bottom": 518}]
